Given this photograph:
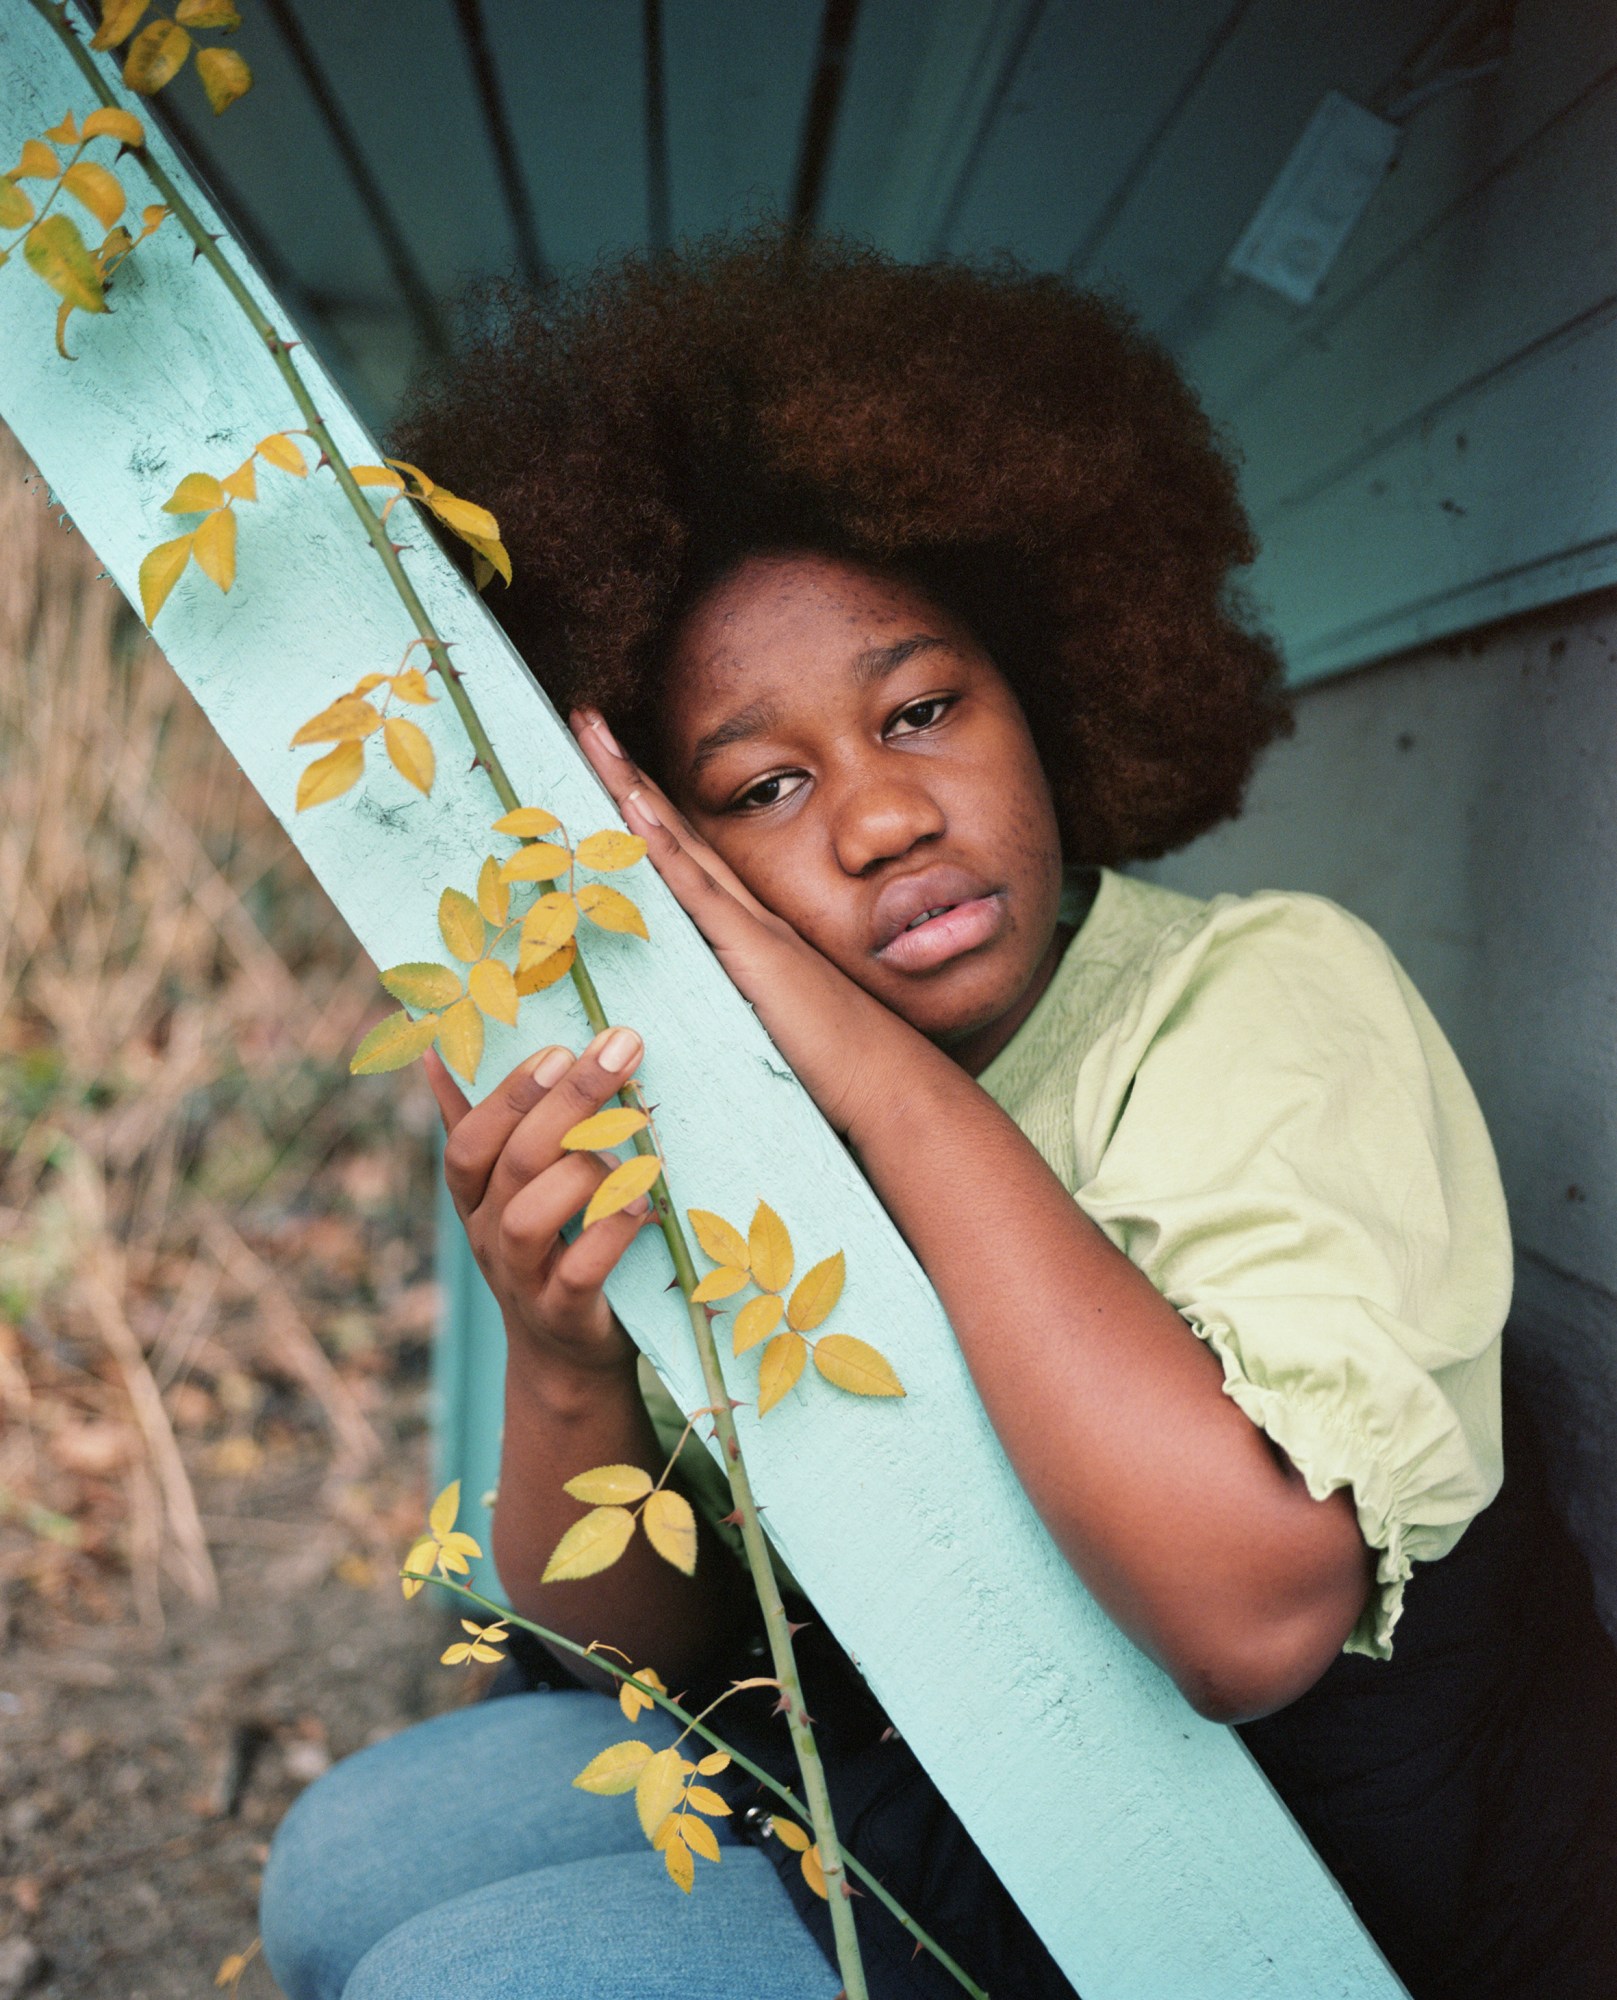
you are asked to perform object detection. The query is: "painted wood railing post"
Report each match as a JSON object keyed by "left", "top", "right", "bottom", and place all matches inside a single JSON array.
[{"left": 0, "top": 10, "right": 1407, "bottom": 1992}]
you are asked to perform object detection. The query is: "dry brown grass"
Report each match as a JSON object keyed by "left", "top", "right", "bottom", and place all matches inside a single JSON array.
[{"left": 0, "top": 420, "right": 441, "bottom": 1636}]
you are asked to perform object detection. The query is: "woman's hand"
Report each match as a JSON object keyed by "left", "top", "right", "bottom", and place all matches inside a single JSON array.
[
  {"left": 422, "top": 1028, "right": 654, "bottom": 1387},
  {"left": 568, "top": 708, "right": 907, "bottom": 1137}
]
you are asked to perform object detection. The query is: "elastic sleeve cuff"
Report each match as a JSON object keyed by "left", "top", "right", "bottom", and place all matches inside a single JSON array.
[{"left": 1181, "top": 1312, "right": 1414, "bottom": 1660}]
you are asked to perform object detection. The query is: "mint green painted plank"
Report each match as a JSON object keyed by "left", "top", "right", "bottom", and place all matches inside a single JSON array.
[{"left": 0, "top": 10, "right": 1403, "bottom": 1992}]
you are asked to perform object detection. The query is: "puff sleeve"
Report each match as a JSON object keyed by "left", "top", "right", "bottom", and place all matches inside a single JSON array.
[{"left": 1071, "top": 892, "right": 1512, "bottom": 1659}]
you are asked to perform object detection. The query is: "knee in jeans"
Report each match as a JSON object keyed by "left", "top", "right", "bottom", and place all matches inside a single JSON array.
[{"left": 260, "top": 1759, "right": 383, "bottom": 2000}]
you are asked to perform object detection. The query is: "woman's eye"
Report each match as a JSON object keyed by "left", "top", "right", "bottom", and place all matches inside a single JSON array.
[
  {"left": 889, "top": 696, "right": 952, "bottom": 735},
  {"left": 733, "top": 772, "right": 804, "bottom": 811}
]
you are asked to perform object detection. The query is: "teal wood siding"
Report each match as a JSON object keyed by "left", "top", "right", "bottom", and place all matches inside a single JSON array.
[{"left": 1, "top": 11, "right": 1407, "bottom": 1992}]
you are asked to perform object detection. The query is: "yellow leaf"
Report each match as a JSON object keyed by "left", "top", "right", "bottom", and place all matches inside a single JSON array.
[
  {"left": 802, "top": 1844, "right": 828, "bottom": 1900},
  {"left": 519, "top": 890, "right": 578, "bottom": 955},
  {"left": 434, "top": 1527, "right": 481, "bottom": 1573},
  {"left": 690, "top": 1265, "right": 747, "bottom": 1303},
  {"left": 384, "top": 455, "right": 435, "bottom": 495},
  {"left": 383, "top": 716, "right": 435, "bottom": 794},
  {"left": 468, "top": 956, "right": 518, "bottom": 1027},
  {"left": 514, "top": 940, "right": 575, "bottom": 994},
  {"left": 390, "top": 665, "right": 436, "bottom": 705},
  {"left": 748, "top": 1201, "right": 793, "bottom": 1294},
  {"left": 289, "top": 696, "right": 383, "bottom": 747},
  {"left": 787, "top": 1250, "right": 845, "bottom": 1333},
  {"left": 219, "top": 458, "right": 257, "bottom": 502},
  {"left": 577, "top": 882, "right": 649, "bottom": 939},
  {"left": 732, "top": 1294, "right": 783, "bottom": 1356},
  {"left": 642, "top": 1489, "right": 697, "bottom": 1576},
  {"left": 82, "top": 106, "right": 147, "bottom": 144},
  {"left": 379, "top": 962, "right": 463, "bottom": 1011},
  {"left": 137, "top": 531, "right": 192, "bottom": 624},
  {"left": 177, "top": 0, "right": 241, "bottom": 27},
  {"left": 812, "top": 1334, "right": 906, "bottom": 1399},
  {"left": 424, "top": 487, "right": 500, "bottom": 543},
  {"left": 619, "top": 1665, "right": 666, "bottom": 1723},
  {"left": 349, "top": 1007, "right": 440, "bottom": 1075},
  {"left": 635, "top": 1746, "right": 687, "bottom": 1842},
  {"left": 44, "top": 114, "right": 80, "bottom": 144},
  {"left": 696, "top": 1750, "right": 730, "bottom": 1776},
  {"left": 559, "top": 1107, "right": 648, "bottom": 1151},
  {"left": 0, "top": 179, "right": 33, "bottom": 230},
  {"left": 163, "top": 474, "right": 224, "bottom": 520},
  {"left": 582, "top": 1154, "right": 662, "bottom": 1231},
  {"left": 475, "top": 854, "right": 508, "bottom": 926},
  {"left": 663, "top": 1832, "right": 695, "bottom": 1892},
  {"left": 24, "top": 214, "right": 105, "bottom": 314},
  {"left": 757, "top": 1332, "right": 807, "bottom": 1416},
  {"left": 542, "top": 1504, "right": 636, "bottom": 1583},
  {"left": 439, "top": 1640, "right": 473, "bottom": 1665},
  {"left": 399, "top": 1533, "right": 436, "bottom": 1596},
  {"left": 351, "top": 671, "right": 387, "bottom": 695},
  {"left": 564, "top": 1464, "right": 653, "bottom": 1506},
  {"left": 687, "top": 1209, "right": 748, "bottom": 1271},
  {"left": 770, "top": 1815, "right": 810, "bottom": 1852},
  {"left": 684, "top": 1784, "right": 729, "bottom": 1817},
  {"left": 492, "top": 805, "right": 561, "bottom": 838},
  {"left": 437, "top": 995, "right": 484, "bottom": 1083},
  {"left": 498, "top": 841, "right": 572, "bottom": 883},
  {"left": 92, "top": 0, "right": 150, "bottom": 50},
  {"left": 61, "top": 160, "right": 125, "bottom": 230},
  {"left": 464, "top": 531, "right": 511, "bottom": 587},
  {"left": 123, "top": 19, "right": 192, "bottom": 92},
  {"left": 574, "top": 829, "right": 648, "bottom": 872},
  {"left": 437, "top": 887, "right": 486, "bottom": 963},
  {"left": 255, "top": 431, "right": 307, "bottom": 476},
  {"left": 428, "top": 1481, "right": 462, "bottom": 1540},
  {"left": 196, "top": 45, "right": 252, "bottom": 114},
  {"left": 682, "top": 1814, "right": 721, "bottom": 1863},
  {"left": 349, "top": 462, "right": 405, "bottom": 489},
  {"left": 15, "top": 140, "right": 61, "bottom": 181},
  {"left": 572, "top": 1738, "right": 653, "bottom": 1796},
  {"left": 192, "top": 505, "right": 236, "bottom": 591}
]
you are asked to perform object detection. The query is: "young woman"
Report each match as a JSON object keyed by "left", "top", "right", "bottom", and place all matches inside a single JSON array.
[{"left": 260, "top": 229, "right": 1617, "bottom": 2000}]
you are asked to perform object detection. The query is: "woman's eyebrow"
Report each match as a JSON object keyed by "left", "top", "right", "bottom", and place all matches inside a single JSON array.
[{"left": 688, "top": 636, "right": 949, "bottom": 775}]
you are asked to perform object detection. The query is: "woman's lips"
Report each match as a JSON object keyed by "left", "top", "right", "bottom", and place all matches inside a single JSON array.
[{"left": 874, "top": 894, "right": 1004, "bottom": 973}]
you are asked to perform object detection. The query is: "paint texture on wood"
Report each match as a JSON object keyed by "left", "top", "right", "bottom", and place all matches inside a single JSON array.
[{"left": 0, "top": 11, "right": 1403, "bottom": 1992}]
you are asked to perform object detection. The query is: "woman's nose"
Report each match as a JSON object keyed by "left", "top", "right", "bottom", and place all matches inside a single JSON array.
[{"left": 828, "top": 765, "right": 947, "bottom": 876}]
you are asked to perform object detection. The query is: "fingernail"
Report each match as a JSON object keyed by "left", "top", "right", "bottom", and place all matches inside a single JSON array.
[
  {"left": 588, "top": 711, "right": 626, "bottom": 759},
  {"left": 625, "top": 787, "right": 661, "bottom": 828},
  {"left": 595, "top": 1026, "right": 641, "bottom": 1075},
  {"left": 626, "top": 1192, "right": 652, "bottom": 1218},
  {"left": 529, "top": 1045, "right": 571, "bottom": 1087}
]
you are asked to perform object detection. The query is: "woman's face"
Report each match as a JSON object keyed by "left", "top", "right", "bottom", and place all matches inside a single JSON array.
[{"left": 658, "top": 551, "right": 1067, "bottom": 1069}]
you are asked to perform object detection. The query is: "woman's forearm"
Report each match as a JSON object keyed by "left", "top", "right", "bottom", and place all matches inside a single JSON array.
[
  {"left": 492, "top": 1340, "right": 750, "bottom": 1691},
  {"left": 846, "top": 1028, "right": 1373, "bottom": 1721}
]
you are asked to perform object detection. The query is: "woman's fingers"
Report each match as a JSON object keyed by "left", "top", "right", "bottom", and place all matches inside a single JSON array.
[
  {"left": 569, "top": 708, "right": 775, "bottom": 923},
  {"left": 439, "top": 1044, "right": 571, "bottom": 1215},
  {"left": 478, "top": 1026, "right": 644, "bottom": 1218},
  {"left": 422, "top": 1046, "right": 471, "bottom": 1134}
]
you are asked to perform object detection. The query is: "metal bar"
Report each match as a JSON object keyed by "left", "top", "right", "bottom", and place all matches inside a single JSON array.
[
  {"left": 789, "top": 0, "right": 861, "bottom": 236},
  {"left": 452, "top": 0, "right": 551, "bottom": 291}
]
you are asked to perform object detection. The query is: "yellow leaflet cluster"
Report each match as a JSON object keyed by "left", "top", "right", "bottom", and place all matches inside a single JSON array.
[
  {"left": 440, "top": 1617, "right": 510, "bottom": 1667},
  {"left": 212, "top": 1938, "right": 261, "bottom": 1995},
  {"left": 93, "top": 0, "right": 253, "bottom": 116},
  {"left": 290, "top": 648, "right": 440, "bottom": 812},
  {"left": 350, "top": 806, "right": 650, "bottom": 1086},
  {"left": 139, "top": 430, "right": 310, "bottom": 623},
  {"left": 770, "top": 1815, "right": 832, "bottom": 1900},
  {"left": 0, "top": 109, "right": 168, "bottom": 357},
  {"left": 399, "top": 1480, "right": 483, "bottom": 1600},
  {"left": 542, "top": 1462, "right": 698, "bottom": 1584},
  {"left": 573, "top": 1737, "right": 735, "bottom": 1894},
  {"left": 349, "top": 457, "right": 512, "bottom": 593},
  {"left": 688, "top": 1203, "right": 905, "bottom": 1416}
]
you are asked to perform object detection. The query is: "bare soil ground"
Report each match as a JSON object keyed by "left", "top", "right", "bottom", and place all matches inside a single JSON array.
[{"left": 0, "top": 432, "right": 491, "bottom": 1997}]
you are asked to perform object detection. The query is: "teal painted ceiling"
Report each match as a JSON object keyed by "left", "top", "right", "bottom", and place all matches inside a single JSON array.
[{"left": 105, "top": 0, "right": 1612, "bottom": 680}]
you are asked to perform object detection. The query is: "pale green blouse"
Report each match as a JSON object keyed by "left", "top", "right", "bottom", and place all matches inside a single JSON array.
[{"left": 644, "top": 866, "right": 1513, "bottom": 1660}]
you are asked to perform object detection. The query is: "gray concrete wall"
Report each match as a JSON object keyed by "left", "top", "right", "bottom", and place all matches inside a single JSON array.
[{"left": 1135, "top": 589, "right": 1617, "bottom": 1630}]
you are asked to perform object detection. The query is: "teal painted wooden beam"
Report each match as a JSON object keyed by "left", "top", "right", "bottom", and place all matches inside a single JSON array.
[{"left": 0, "top": 9, "right": 1405, "bottom": 1992}]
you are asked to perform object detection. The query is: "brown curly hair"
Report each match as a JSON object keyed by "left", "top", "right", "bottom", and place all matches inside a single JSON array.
[{"left": 391, "top": 226, "right": 1291, "bottom": 865}]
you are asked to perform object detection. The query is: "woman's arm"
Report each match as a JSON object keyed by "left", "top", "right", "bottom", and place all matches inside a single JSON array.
[{"left": 574, "top": 727, "right": 1373, "bottom": 1722}]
